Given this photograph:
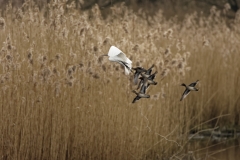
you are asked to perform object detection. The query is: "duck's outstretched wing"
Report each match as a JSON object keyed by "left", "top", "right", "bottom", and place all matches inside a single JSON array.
[
  {"left": 146, "top": 65, "right": 154, "bottom": 75},
  {"left": 132, "top": 67, "right": 147, "bottom": 84},
  {"left": 133, "top": 72, "right": 140, "bottom": 84},
  {"left": 137, "top": 78, "right": 144, "bottom": 90},
  {"left": 180, "top": 89, "right": 190, "bottom": 101},
  {"left": 132, "top": 96, "right": 141, "bottom": 103},
  {"left": 189, "top": 80, "right": 199, "bottom": 87},
  {"left": 148, "top": 71, "right": 158, "bottom": 80},
  {"left": 140, "top": 84, "right": 147, "bottom": 94}
]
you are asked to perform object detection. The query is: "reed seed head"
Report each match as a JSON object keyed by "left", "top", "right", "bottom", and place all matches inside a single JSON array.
[{"left": 0, "top": 17, "right": 6, "bottom": 30}]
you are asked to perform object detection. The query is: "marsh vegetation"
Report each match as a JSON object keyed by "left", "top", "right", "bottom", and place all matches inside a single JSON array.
[{"left": 0, "top": 1, "right": 240, "bottom": 159}]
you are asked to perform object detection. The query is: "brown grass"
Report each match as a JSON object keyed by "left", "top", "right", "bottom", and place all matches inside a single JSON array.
[{"left": 1, "top": 1, "right": 240, "bottom": 159}]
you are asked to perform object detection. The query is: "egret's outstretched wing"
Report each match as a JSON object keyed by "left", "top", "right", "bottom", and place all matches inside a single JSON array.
[
  {"left": 108, "top": 46, "right": 132, "bottom": 63},
  {"left": 108, "top": 46, "right": 122, "bottom": 57},
  {"left": 117, "top": 52, "right": 127, "bottom": 60},
  {"left": 117, "top": 52, "right": 132, "bottom": 66},
  {"left": 124, "top": 66, "right": 131, "bottom": 75},
  {"left": 125, "top": 56, "right": 132, "bottom": 64},
  {"left": 120, "top": 61, "right": 132, "bottom": 75}
]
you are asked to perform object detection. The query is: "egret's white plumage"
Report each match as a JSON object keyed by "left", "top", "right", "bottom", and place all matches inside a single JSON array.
[
  {"left": 108, "top": 46, "right": 122, "bottom": 57},
  {"left": 106, "top": 46, "right": 132, "bottom": 75}
]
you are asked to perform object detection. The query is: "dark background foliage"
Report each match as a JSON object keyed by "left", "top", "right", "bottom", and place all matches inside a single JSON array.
[{"left": 0, "top": 0, "right": 239, "bottom": 19}]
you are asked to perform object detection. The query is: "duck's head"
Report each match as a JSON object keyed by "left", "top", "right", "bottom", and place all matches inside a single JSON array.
[
  {"left": 181, "top": 83, "right": 186, "bottom": 86},
  {"left": 132, "top": 90, "right": 138, "bottom": 95}
]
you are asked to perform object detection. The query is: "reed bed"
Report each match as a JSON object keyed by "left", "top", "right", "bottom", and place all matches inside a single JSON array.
[{"left": 0, "top": 1, "right": 240, "bottom": 159}]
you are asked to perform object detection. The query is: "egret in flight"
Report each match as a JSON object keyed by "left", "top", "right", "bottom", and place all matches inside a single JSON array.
[{"left": 101, "top": 46, "right": 132, "bottom": 75}]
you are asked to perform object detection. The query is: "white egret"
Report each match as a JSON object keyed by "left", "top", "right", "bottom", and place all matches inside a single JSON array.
[{"left": 102, "top": 46, "right": 132, "bottom": 75}]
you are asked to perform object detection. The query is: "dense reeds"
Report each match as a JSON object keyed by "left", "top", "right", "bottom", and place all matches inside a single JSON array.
[{"left": 1, "top": 1, "right": 240, "bottom": 159}]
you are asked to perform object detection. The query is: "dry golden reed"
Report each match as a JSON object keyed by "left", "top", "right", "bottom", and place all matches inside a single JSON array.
[{"left": 0, "top": 1, "right": 240, "bottom": 160}]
